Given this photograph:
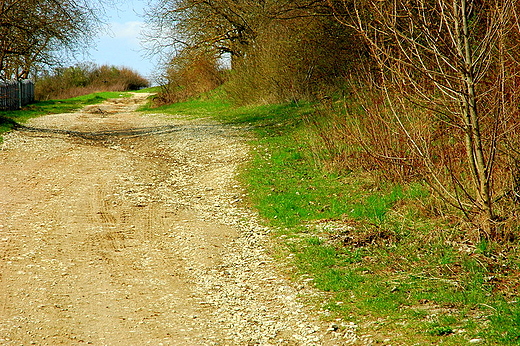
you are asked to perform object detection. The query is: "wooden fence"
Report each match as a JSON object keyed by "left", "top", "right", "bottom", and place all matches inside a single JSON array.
[{"left": 0, "top": 80, "right": 35, "bottom": 110}]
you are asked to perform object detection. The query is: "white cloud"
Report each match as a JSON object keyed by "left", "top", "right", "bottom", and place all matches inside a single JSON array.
[{"left": 109, "top": 21, "right": 144, "bottom": 40}]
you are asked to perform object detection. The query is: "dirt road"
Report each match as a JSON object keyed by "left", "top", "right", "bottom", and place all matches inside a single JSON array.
[{"left": 0, "top": 94, "right": 356, "bottom": 345}]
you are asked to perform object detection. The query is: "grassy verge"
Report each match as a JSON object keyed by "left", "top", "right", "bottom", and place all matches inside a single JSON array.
[
  {"left": 138, "top": 88, "right": 229, "bottom": 117},
  {"left": 134, "top": 86, "right": 162, "bottom": 93},
  {"left": 0, "top": 91, "right": 130, "bottom": 139},
  {"left": 146, "top": 93, "right": 520, "bottom": 345}
]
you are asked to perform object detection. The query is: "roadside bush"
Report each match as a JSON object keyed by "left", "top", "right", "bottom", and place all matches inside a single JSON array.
[
  {"left": 152, "top": 49, "right": 224, "bottom": 106},
  {"left": 35, "top": 63, "right": 149, "bottom": 100},
  {"left": 307, "top": 80, "right": 520, "bottom": 239},
  {"left": 225, "top": 15, "right": 363, "bottom": 105}
]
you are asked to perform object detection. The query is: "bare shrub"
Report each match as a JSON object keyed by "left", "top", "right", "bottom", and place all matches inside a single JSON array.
[
  {"left": 307, "top": 86, "right": 428, "bottom": 182},
  {"left": 327, "top": 0, "right": 520, "bottom": 238},
  {"left": 312, "top": 73, "right": 520, "bottom": 238},
  {"left": 89, "top": 65, "right": 149, "bottom": 91},
  {"left": 226, "top": 13, "right": 363, "bottom": 104},
  {"left": 154, "top": 49, "right": 224, "bottom": 105}
]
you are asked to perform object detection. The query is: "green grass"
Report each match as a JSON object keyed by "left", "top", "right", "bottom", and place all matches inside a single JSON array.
[
  {"left": 138, "top": 88, "right": 230, "bottom": 117},
  {"left": 0, "top": 91, "right": 130, "bottom": 139},
  {"left": 145, "top": 90, "right": 520, "bottom": 345},
  {"left": 134, "top": 86, "right": 162, "bottom": 93}
]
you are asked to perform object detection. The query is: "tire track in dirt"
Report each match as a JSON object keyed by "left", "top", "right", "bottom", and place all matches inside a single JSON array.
[{"left": 0, "top": 95, "right": 222, "bottom": 345}]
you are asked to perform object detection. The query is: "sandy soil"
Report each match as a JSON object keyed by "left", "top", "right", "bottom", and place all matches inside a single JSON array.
[{"left": 0, "top": 94, "right": 358, "bottom": 345}]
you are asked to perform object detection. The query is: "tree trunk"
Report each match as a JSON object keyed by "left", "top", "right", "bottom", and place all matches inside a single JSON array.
[{"left": 460, "top": 0, "right": 494, "bottom": 233}]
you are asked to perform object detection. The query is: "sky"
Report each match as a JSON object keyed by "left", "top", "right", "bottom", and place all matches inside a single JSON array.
[{"left": 85, "top": 0, "right": 158, "bottom": 82}]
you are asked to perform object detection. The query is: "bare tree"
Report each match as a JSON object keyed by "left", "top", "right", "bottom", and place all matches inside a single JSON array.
[
  {"left": 143, "top": 0, "right": 262, "bottom": 66},
  {"left": 0, "top": 0, "right": 106, "bottom": 81},
  {"left": 143, "top": 0, "right": 337, "bottom": 66},
  {"left": 331, "top": 0, "right": 520, "bottom": 238}
]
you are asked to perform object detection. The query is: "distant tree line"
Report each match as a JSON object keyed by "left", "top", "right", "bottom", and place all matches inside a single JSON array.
[
  {"left": 35, "top": 64, "right": 150, "bottom": 100},
  {"left": 145, "top": 0, "right": 520, "bottom": 240}
]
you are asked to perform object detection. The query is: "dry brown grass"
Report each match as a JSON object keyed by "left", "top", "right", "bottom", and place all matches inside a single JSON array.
[{"left": 307, "top": 84, "right": 520, "bottom": 239}]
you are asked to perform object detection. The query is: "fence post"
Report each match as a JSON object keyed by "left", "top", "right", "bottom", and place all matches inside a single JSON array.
[{"left": 18, "top": 80, "right": 22, "bottom": 110}]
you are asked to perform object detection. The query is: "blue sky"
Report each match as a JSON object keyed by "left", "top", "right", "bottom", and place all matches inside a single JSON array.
[{"left": 85, "top": 1, "right": 158, "bottom": 82}]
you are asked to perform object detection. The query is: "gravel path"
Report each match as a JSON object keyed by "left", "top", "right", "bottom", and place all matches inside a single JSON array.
[{"left": 0, "top": 94, "right": 358, "bottom": 345}]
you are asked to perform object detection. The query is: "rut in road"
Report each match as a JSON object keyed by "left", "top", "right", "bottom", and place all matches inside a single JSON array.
[{"left": 0, "top": 94, "right": 359, "bottom": 345}]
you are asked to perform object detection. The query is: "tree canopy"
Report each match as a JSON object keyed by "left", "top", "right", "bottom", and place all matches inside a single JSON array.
[{"left": 0, "top": 0, "right": 106, "bottom": 81}]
